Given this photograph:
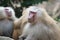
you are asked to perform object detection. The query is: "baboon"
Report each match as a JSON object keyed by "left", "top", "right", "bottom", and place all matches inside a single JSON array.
[
  {"left": 13, "top": 7, "right": 28, "bottom": 40},
  {"left": 0, "top": 7, "right": 17, "bottom": 38},
  {"left": 19, "top": 6, "right": 60, "bottom": 40}
]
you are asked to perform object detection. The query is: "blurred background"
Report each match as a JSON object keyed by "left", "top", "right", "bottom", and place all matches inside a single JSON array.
[
  {"left": 0, "top": 0, "right": 47, "bottom": 18},
  {"left": 0, "top": 0, "right": 60, "bottom": 22}
]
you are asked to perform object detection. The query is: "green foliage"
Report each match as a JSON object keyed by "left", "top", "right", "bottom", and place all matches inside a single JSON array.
[
  {"left": 21, "top": 0, "right": 48, "bottom": 7},
  {"left": 54, "top": 18, "right": 60, "bottom": 22}
]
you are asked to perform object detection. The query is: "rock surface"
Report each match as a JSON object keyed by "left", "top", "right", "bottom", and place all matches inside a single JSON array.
[{"left": 0, "top": 36, "right": 14, "bottom": 40}]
